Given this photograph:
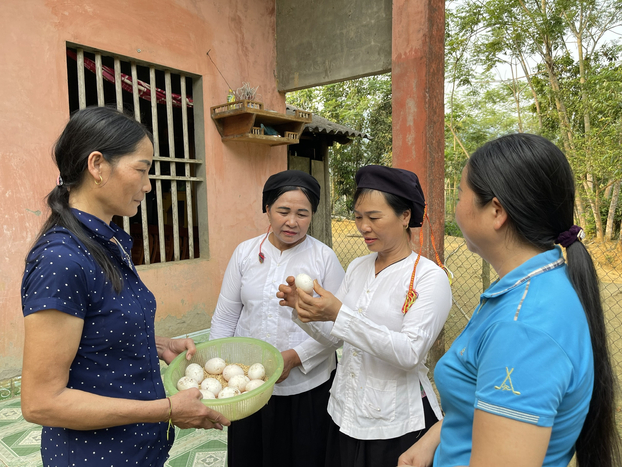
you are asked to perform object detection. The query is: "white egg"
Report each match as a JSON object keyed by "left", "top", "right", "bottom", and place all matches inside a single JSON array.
[
  {"left": 218, "top": 387, "right": 241, "bottom": 399},
  {"left": 185, "top": 363, "right": 204, "bottom": 383},
  {"left": 248, "top": 363, "right": 265, "bottom": 380},
  {"left": 204, "top": 357, "right": 226, "bottom": 375},
  {"left": 222, "top": 364, "right": 244, "bottom": 382},
  {"left": 176, "top": 376, "right": 199, "bottom": 391},
  {"left": 245, "top": 379, "right": 265, "bottom": 392},
  {"left": 295, "top": 273, "right": 315, "bottom": 294},
  {"left": 228, "top": 374, "right": 250, "bottom": 392},
  {"left": 200, "top": 377, "right": 222, "bottom": 395},
  {"left": 200, "top": 389, "right": 216, "bottom": 399}
]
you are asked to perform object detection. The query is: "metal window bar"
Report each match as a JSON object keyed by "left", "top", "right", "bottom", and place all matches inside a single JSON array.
[
  {"left": 180, "top": 74, "right": 195, "bottom": 259},
  {"left": 72, "top": 47, "right": 202, "bottom": 265},
  {"left": 77, "top": 49, "right": 86, "bottom": 109},
  {"left": 165, "top": 70, "right": 180, "bottom": 261},
  {"left": 95, "top": 54, "right": 105, "bottom": 107},
  {"left": 114, "top": 57, "right": 123, "bottom": 111},
  {"left": 150, "top": 66, "right": 166, "bottom": 264}
]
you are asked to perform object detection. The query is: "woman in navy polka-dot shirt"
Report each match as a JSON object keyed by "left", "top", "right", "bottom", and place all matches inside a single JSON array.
[{"left": 21, "top": 107, "right": 230, "bottom": 467}]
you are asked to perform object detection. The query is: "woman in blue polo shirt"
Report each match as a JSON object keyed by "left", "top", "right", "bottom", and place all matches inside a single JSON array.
[
  {"left": 398, "top": 134, "right": 621, "bottom": 467},
  {"left": 21, "top": 107, "right": 229, "bottom": 467}
]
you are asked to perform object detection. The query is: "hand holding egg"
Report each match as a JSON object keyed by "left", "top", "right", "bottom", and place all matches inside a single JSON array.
[{"left": 294, "top": 280, "right": 343, "bottom": 323}]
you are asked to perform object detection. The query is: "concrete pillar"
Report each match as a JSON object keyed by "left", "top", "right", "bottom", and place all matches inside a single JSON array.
[
  {"left": 392, "top": 0, "right": 446, "bottom": 369},
  {"left": 392, "top": 0, "right": 445, "bottom": 262}
]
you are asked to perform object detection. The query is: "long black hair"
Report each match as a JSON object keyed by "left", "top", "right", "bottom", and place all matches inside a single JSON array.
[
  {"left": 32, "top": 106, "right": 153, "bottom": 292},
  {"left": 466, "top": 133, "right": 621, "bottom": 467}
]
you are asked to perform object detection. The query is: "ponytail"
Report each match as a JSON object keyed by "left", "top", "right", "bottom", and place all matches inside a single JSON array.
[
  {"left": 36, "top": 184, "right": 123, "bottom": 293},
  {"left": 566, "top": 242, "right": 621, "bottom": 467}
]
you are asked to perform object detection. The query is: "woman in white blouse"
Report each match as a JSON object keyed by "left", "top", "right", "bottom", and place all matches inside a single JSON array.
[
  {"left": 278, "top": 165, "right": 452, "bottom": 467},
  {"left": 209, "top": 170, "right": 345, "bottom": 467}
]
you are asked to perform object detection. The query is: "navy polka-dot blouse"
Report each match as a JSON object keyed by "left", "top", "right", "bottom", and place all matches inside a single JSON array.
[{"left": 21, "top": 209, "right": 173, "bottom": 467}]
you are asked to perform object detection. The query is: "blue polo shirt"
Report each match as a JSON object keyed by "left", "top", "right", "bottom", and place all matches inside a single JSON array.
[
  {"left": 22, "top": 209, "right": 173, "bottom": 467},
  {"left": 434, "top": 247, "right": 593, "bottom": 467}
]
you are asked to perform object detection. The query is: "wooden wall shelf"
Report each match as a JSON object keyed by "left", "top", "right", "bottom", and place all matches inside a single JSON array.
[{"left": 210, "top": 100, "right": 312, "bottom": 146}]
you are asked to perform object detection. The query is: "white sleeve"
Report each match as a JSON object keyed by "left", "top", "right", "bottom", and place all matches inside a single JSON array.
[
  {"left": 293, "top": 246, "right": 345, "bottom": 372},
  {"left": 331, "top": 265, "right": 451, "bottom": 371},
  {"left": 209, "top": 246, "right": 244, "bottom": 340}
]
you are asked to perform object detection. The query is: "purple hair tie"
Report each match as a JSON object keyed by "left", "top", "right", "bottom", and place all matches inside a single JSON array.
[
  {"left": 556, "top": 225, "right": 585, "bottom": 248},
  {"left": 56, "top": 175, "right": 64, "bottom": 187}
]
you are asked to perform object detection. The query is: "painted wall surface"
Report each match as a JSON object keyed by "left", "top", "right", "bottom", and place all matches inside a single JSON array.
[
  {"left": 276, "top": 0, "right": 392, "bottom": 91},
  {"left": 0, "top": 0, "right": 286, "bottom": 379}
]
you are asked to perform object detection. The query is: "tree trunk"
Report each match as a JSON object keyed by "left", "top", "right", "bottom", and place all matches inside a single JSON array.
[
  {"left": 518, "top": 50, "right": 543, "bottom": 131},
  {"left": 583, "top": 179, "right": 604, "bottom": 241},
  {"left": 509, "top": 62, "right": 523, "bottom": 132},
  {"left": 606, "top": 180, "right": 620, "bottom": 240},
  {"left": 576, "top": 195, "right": 587, "bottom": 232}
]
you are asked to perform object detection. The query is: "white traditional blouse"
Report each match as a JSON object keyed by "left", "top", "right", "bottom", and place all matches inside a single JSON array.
[
  {"left": 210, "top": 234, "right": 345, "bottom": 396},
  {"left": 295, "top": 251, "right": 452, "bottom": 439}
]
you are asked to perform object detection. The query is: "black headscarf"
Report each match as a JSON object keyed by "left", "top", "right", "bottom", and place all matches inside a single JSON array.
[
  {"left": 355, "top": 165, "right": 426, "bottom": 227},
  {"left": 262, "top": 170, "right": 321, "bottom": 213}
]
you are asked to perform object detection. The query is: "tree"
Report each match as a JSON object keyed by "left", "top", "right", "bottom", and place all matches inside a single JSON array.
[
  {"left": 447, "top": 0, "right": 622, "bottom": 240},
  {"left": 287, "top": 75, "right": 392, "bottom": 213}
]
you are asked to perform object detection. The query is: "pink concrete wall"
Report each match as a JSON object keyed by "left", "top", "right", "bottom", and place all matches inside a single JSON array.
[{"left": 0, "top": 0, "right": 285, "bottom": 379}]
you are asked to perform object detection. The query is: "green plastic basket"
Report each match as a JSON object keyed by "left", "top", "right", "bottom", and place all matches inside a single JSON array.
[{"left": 163, "top": 337, "right": 284, "bottom": 421}]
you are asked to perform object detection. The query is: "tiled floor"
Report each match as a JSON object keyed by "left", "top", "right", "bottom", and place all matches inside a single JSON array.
[
  {"left": 0, "top": 329, "right": 229, "bottom": 467},
  {"left": 0, "top": 396, "right": 229, "bottom": 467}
]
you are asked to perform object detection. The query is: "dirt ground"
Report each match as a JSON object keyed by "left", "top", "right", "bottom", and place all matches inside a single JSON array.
[{"left": 331, "top": 219, "right": 622, "bottom": 442}]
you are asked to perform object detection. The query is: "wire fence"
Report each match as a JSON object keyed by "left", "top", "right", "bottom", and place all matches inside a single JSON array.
[{"left": 331, "top": 218, "right": 622, "bottom": 435}]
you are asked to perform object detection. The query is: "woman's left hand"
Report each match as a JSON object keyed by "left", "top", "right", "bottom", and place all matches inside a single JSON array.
[
  {"left": 277, "top": 276, "right": 298, "bottom": 308},
  {"left": 156, "top": 336, "right": 197, "bottom": 364},
  {"left": 277, "top": 349, "right": 301, "bottom": 383},
  {"left": 296, "top": 280, "right": 342, "bottom": 323}
]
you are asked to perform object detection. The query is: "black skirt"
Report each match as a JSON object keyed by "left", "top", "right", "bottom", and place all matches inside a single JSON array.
[
  {"left": 324, "top": 396, "right": 439, "bottom": 467},
  {"left": 227, "top": 369, "right": 335, "bottom": 467}
]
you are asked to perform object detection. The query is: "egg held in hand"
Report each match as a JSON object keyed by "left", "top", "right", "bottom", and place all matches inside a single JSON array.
[{"left": 295, "top": 273, "right": 315, "bottom": 295}]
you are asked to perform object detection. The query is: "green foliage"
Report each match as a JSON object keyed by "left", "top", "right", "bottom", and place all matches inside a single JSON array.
[
  {"left": 445, "top": 218, "right": 463, "bottom": 238},
  {"left": 446, "top": 0, "right": 622, "bottom": 239},
  {"left": 287, "top": 75, "right": 392, "bottom": 212}
]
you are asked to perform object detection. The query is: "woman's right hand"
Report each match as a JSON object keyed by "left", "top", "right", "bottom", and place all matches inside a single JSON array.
[
  {"left": 397, "top": 420, "right": 442, "bottom": 467},
  {"left": 397, "top": 439, "right": 435, "bottom": 467},
  {"left": 169, "top": 389, "right": 230, "bottom": 430}
]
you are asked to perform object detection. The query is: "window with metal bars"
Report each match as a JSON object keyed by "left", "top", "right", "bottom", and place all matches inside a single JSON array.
[{"left": 66, "top": 45, "right": 205, "bottom": 265}]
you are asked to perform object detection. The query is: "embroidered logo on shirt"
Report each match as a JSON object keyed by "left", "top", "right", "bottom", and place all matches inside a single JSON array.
[{"left": 494, "top": 367, "right": 521, "bottom": 395}]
